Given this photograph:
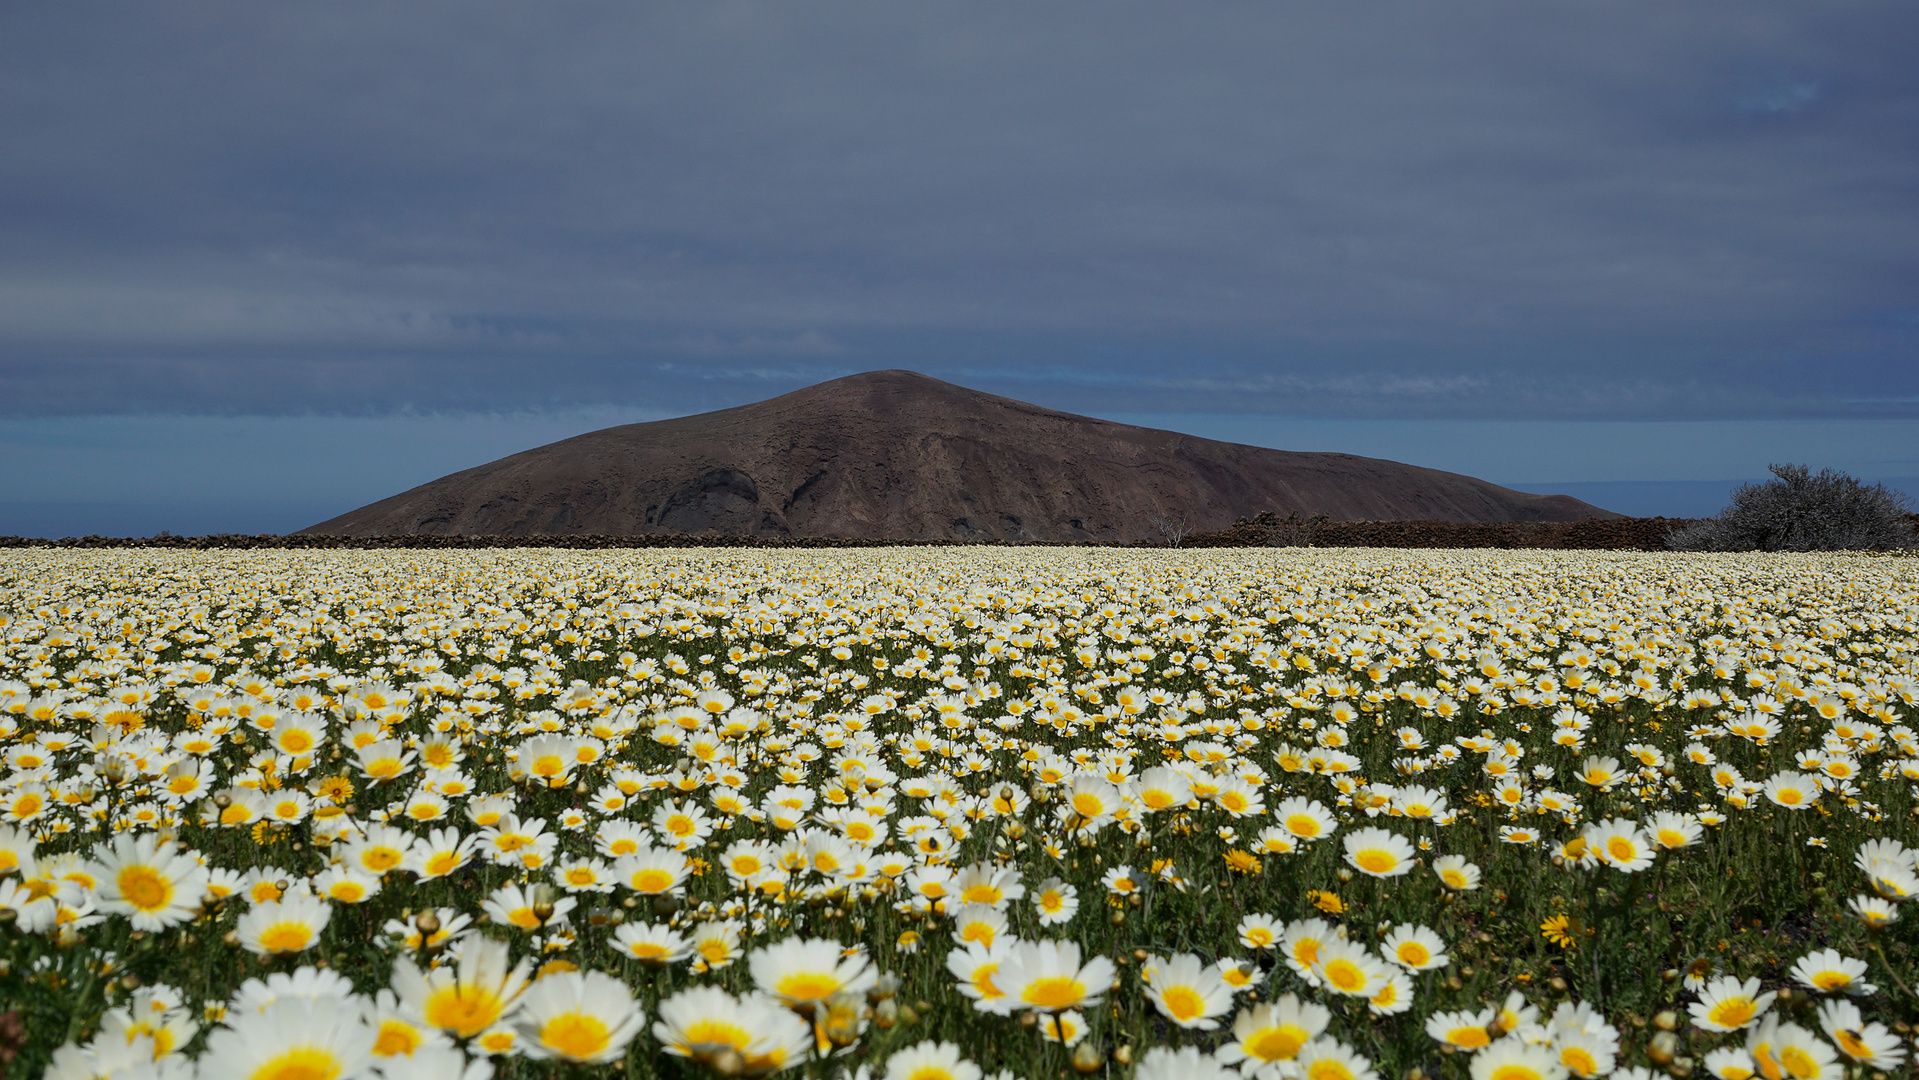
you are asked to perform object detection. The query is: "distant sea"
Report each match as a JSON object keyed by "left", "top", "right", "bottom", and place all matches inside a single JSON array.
[{"left": 1503, "top": 478, "right": 1919, "bottom": 520}]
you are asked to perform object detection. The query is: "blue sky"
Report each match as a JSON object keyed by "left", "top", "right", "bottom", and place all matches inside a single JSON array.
[{"left": 4, "top": 3, "right": 1917, "bottom": 535}]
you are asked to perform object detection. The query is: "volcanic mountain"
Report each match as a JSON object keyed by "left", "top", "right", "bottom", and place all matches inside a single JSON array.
[{"left": 304, "top": 370, "right": 1615, "bottom": 540}]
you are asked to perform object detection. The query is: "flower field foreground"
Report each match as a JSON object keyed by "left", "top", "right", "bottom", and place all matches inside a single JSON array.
[{"left": 1, "top": 547, "right": 1916, "bottom": 1080}]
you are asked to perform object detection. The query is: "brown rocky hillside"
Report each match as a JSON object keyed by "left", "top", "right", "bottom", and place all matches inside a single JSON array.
[{"left": 304, "top": 370, "right": 1615, "bottom": 541}]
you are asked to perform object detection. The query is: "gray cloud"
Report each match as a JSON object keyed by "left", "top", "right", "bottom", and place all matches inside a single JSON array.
[{"left": 3, "top": 1, "right": 1917, "bottom": 419}]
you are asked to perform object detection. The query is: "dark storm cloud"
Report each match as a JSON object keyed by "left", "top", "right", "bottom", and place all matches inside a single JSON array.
[{"left": 3, "top": 1, "right": 1917, "bottom": 419}]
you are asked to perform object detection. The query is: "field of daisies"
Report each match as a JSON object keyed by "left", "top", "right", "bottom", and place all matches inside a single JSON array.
[{"left": 2, "top": 547, "right": 1917, "bottom": 1080}]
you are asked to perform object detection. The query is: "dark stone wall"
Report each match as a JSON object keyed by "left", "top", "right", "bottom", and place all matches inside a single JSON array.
[{"left": 4, "top": 514, "right": 1912, "bottom": 551}]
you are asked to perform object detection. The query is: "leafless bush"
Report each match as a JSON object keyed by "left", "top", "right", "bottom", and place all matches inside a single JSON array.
[
  {"left": 1152, "top": 513, "right": 1191, "bottom": 549},
  {"left": 1271, "top": 511, "right": 1330, "bottom": 547},
  {"left": 1668, "top": 464, "right": 1915, "bottom": 552}
]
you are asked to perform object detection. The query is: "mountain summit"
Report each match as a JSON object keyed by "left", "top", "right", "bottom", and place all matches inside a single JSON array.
[{"left": 304, "top": 370, "right": 1613, "bottom": 540}]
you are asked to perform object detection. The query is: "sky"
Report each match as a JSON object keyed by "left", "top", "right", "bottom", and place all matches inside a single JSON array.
[{"left": 4, "top": 3, "right": 1917, "bottom": 536}]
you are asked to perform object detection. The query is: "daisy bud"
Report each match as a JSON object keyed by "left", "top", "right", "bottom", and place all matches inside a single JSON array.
[
  {"left": 868, "top": 972, "right": 900, "bottom": 1002},
  {"left": 1647, "top": 1031, "right": 1678, "bottom": 1066},
  {"left": 872, "top": 998, "right": 898, "bottom": 1029},
  {"left": 1113, "top": 1044, "right": 1133, "bottom": 1066},
  {"left": 1654, "top": 1011, "right": 1679, "bottom": 1031},
  {"left": 530, "top": 884, "right": 557, "bottom": 924},
  {"left": 821, "top": 991, "right": 865, "bottom": 1048},
  {"left": 698, "top": 1047, "right": 745, "bottom": 1077},
  {"left": 1071, "top": 1041, "right": 1104, "bottom": 1074}
]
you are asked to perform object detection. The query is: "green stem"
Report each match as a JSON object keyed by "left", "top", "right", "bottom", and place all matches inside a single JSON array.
[{"left": 1867, "top": 940, "right": 1919, "bottom": 1006}]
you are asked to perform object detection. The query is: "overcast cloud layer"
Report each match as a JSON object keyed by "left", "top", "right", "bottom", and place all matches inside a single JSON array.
[{"left": 5, "top": 1, "right": 1917, "bottom": 425}]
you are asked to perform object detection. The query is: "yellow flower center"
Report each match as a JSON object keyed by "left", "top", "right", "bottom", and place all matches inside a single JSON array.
[
  {"left": 1607, "top": 837, "right": 1637, "bottom": 862},
  {"left": 1778, "top": 1047, "right": 1820, "bottom": 1080},
  {"left": 1286, "top": 814, "right": 1321, "bottom": 838},
  {"left": 972, "top": 964, "right": 1002, "bottom": 999},
  {"left": 1709, "top": 999, "right": 1756, "bottom": 1028},
  {"left": 1308, "top": 1059, "right": 1356, "bottom": 1080},
  {"left": 682, "top": 1018, "right": 750, "bottom": 1050},
  {"left": 631, "top": 869, "right": 675, "bottom": 894},
  {"left": 362, "top": 848, "right": 402, "bottom": 872},
  {"left": 1071, "top": 793, "right": 1104, "bottom": 817},
  {"left": 1159, "top": 985, "right": 1205, "bottom": 1021},
  {"left": 1324, "top": 959, "right": 1367, "bottom": 992},
  {"left": 1450, "top": 1028, "right": 1491, "bottom": 1049},
  {"left": 540, "top": 1012, "right": 611, "bottom": 1060},
  {"left": 249, "top": 1047, "right": 342, "bottom": 1080},
  {"left": 1831, "top": 1031, "right": 1870, "bottom": 1060},
  {"left": 1354, "top": 850, "right": 1397, "bottom": 875},
  {"left": 1562, "top": 1047, "right": 1600, "bottom": 1077},
  {"left": 1020, "top": 975, "right": 1084, "bottom": 1010},
  {"left": 1246, "top": 1025, "right": 1309, "bottom": 1062},
  {"left": 372, "top": 1020, "right": 423, "bottom": 1057},
  {"left": 1397, "top": 942, "right": 1430, "bottom": 966},
  {"left": 257, "top": 923, "right": 313, "bottom": 953},
  {"left": 1811, "top": 971, "right": 1850, "bottom": 991},
  {"left": 777, "top": 972, "right": 842, "bottom": 1003},
  {"left": 118, "top": 865, "right": 172, "bottom": 912},
  {"left": 424, "top": 986, "right": 506, "bottom": 1037},
  {"left": 1490, "top": 1066, "right": 1544, "bottom": 1080}
]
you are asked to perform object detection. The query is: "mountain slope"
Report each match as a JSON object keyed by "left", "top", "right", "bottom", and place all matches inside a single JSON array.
[{"left": 304, "top": 370, "right": 1614, "bottom": 540}]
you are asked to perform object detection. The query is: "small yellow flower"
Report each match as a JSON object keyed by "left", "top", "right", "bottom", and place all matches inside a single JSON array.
[
  {"left": 1307, "top": 890, "right": 1345, "bottom": 915},
  {"left": 1541, "top": 914, "right": 1578, "bottom": 949},
  {"left": 1224, "top": 850, "right": 1262, "bottom": 875}
]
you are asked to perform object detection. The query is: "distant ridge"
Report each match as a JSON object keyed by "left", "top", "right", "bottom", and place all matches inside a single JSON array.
[{"left": 304, "top": 370, "right": 1617, "bottom": 541}]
